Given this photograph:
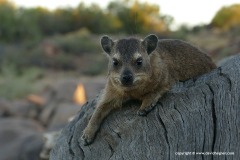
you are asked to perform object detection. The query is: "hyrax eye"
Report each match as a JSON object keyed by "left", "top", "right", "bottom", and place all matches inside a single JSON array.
[
  {"left": 136, "top": 58, "right": 143, "bottom": 66},
  {"left": 113, "top": 59, "right": 119, "bottom": 66}
]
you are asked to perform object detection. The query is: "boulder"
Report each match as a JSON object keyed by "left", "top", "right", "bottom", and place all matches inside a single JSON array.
[
  {"left": 47, "top": 103, "right": 81, "bottom": 131},
  {"left": 8, "top": 100, "right": 40, "bottom": 119},
  {"left": 0, "top": 118, "right": 44, "bottom": 160},
  {"left": 0, "top": 98, "right": 11, "bottom": 117}
]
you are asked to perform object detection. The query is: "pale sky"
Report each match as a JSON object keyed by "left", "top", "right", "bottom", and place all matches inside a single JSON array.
[{"left": 11, "top": 0, "right": 240, "bottom": 27}]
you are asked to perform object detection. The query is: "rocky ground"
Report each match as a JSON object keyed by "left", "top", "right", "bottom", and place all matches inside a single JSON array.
[
  {"left": 0, "top": 53, "right": 240, "bottom": 160},
  {"left": 0, "top": 76, "right": 106, "bottom": 160}
]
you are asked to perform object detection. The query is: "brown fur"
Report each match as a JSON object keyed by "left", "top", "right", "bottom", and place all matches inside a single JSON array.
[{"left": 81, "top": 35, "right": 217, "bottom": 145}]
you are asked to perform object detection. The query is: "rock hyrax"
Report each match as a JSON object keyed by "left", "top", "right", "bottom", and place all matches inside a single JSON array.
[{"left": 82, "top": 34, "right": 217, "bottom": 145}]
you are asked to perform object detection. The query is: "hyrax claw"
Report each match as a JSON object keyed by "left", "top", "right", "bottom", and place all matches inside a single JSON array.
[
  {"left": 81, "top": 129, "right": 95, "bottom": 146},
  {"left": 137, "top": 109, "right": 148, "bottom": 116},
  {"left": 137, "top": 103, "right": 157, "bottom": 116}
]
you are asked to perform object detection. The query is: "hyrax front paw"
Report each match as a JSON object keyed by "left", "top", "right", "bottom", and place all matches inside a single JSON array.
[
  {"left": 81, "top": 128, "right": 96, "bottom": 146},
  {"left": 137, "top": 103, "right": 157, "bottom": 116}
]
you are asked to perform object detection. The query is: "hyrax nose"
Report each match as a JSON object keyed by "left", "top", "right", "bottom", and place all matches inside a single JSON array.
[{"left": 121, "top": 71, "right": 133, "bottom": 86}]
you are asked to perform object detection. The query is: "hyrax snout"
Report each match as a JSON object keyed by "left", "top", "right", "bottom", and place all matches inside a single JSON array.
[
  {"left": 81, "top": 34, "right": 217, "bottom": 145},
  {"left": 120, "top": 69, "right": 133, "bottom": 86}
]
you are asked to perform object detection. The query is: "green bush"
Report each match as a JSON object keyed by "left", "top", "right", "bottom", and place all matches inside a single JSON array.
[
  {"left": 0, "top": 65, "right": 44, "bottom": 99},
  {"left": 82, "top": 62, "right": 107, "bottom": 76},
  {"left": 51, "top": 29, "right": 101, "bottom": 55}
]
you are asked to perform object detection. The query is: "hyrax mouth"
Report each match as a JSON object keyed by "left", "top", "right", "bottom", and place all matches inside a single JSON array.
[{"left": 120, "top": 69, "right": 133, "bottom": 86}]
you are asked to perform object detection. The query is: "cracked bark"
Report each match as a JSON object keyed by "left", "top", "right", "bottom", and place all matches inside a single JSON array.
[{"left": 50, "top": 56, "right": 240, "bottom": 160}]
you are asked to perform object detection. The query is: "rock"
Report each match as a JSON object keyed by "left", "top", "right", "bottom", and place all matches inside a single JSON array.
[
  {"left": 39, "top": 101, "right": 59, "bottom": 127},
  {"left": 8, "top": 100, "right": 40, "bottom": 119},
  {"left": 50, "top": 56, "right": 240, "bottom": 160},
  {"left": 83, "top": 77, "right": 106, "bottom": 101},
  {"left": 0, "top": 98, "right": 11, "bottom": 117},
  {"left": 40, "top": 131, "right": 61, "bottom": 160},
  {"left": 39, "top": 79, "right": 79, "bottom": 126},
  {"left": 0, "top": 118, "right": 44, "bottom": 160},
  {"left": 47, "top": 103, "right": 81, "bottom": 131},
  {"left": 39, "top": 78, "right": 104, "bottom": 127},
  {"left": 217, "top": 54, "right": 240, "bottom": 66},
  {"left": 52, "top": 79, "right": 79, "bottom": 102}
]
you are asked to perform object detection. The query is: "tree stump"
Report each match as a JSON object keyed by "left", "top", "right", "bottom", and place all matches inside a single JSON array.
[{"left": 50, "top": 56, "right": 240, "bottom": 160}]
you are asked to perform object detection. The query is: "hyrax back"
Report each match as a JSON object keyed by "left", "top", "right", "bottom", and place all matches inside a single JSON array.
[
  {"left": 81, "top": 34, "right": 216, "bottom": 145},
  {"left": 156, "top": 39, "right": 216, "bottom": 82}
]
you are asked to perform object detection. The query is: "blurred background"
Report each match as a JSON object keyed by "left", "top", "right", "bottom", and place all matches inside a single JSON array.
[{"left": 0, "top": 0, "right": 240, "bottom": 159}]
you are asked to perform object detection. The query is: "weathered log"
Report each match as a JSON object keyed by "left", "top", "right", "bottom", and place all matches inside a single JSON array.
[{"left": 50, "top": 56, "right": 240, "bottom": 160}]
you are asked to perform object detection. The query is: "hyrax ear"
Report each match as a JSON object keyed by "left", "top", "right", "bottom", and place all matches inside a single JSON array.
[
  {"left": 142, "top": 34, "right": 158, "bottom": 54},
  {"left": 101, "top": 35, "right": 114, "bottom": 55}
]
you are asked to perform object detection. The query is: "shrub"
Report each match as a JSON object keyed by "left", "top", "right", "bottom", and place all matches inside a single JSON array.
[
  {"left": 51, "top": 28, "right": 101, "bottom": 55},
  {"left": 0, "top": 65, "right": 44, "bottom": 99}
]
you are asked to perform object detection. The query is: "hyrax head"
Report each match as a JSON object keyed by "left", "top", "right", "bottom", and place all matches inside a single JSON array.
[{"left": 101, "top": 34, "right": 158, "bottom": 90}]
